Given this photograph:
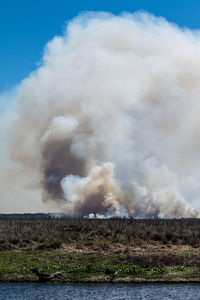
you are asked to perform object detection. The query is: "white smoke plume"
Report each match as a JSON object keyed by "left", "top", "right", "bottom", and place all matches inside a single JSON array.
[{"left": 1, "top": 11, "right": 200, "bottom": 217}]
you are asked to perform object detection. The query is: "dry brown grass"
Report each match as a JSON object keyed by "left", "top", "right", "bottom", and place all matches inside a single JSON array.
[
  {"left": 0, "top": 218, "right": 200, "bottom": 267},
  {"left": 0, "top": 218, "right": 200, "bottom": 250}
]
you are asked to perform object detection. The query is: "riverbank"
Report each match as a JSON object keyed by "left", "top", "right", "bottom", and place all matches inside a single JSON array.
[
  {"left": 0, "top": 219, "right": 200, "bottom": 283},
  {"left": 0, "top": 251, "right": 199, "bottom": 283}
]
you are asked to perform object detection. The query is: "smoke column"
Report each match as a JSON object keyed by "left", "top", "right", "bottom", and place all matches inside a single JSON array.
[{"left": 2, "top": 11, "right": 200, "bottom": 217}]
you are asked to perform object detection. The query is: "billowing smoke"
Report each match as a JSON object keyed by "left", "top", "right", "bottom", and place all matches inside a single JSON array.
[{"left": 2, "top": 11, "right": 200, "bottom": 217}]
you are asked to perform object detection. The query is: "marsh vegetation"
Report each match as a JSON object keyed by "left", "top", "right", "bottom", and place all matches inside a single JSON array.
[{"left": 0, "top": 218, "right": 200, "bottom": 282}]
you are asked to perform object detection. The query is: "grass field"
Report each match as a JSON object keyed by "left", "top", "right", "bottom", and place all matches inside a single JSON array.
[
  {"left": 0, "top": 251, "right": 199, "bottom": 283},
  {"left": 0, "top": 219, "right": 200, "bottom": 282}
]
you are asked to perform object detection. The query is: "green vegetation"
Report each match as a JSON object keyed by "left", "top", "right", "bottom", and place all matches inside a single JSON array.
[
  {"left": 0, "top": 251, "right": 199, "bottom": 282},
  {"left": 179, "top": 250, "right": 197, "bottom": 257},
  {"left": 0, "top": 219, "right": 200, "bottom": 282}
]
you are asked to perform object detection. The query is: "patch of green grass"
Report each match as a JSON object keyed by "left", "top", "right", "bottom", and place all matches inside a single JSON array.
[
  {"left": 179, "top": 250, "right": 197, "bottom": 257},
  {"left": 143, "top": 267, "right": 168, "bottom": 280},
  {"left": 0, "top": 251, "right": 123, "bottom": 281},
  {"left": 182, "top": 267, "right": 200, "bottom": 279},
  {"left": 173, "top": 266, "right": 185, "bottom": 272},
  {"left": 0, "top": 251, "right": 199, "bottom": 282}
]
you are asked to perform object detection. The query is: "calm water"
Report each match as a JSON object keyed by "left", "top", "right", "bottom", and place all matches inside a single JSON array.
[{"left": 0, "top": 283, "right": 200, "bottom": 300}]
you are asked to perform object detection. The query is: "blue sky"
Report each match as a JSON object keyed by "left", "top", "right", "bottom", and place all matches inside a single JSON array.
[{"left": 1, "top": 0, "right": 200, "bottom": 93}]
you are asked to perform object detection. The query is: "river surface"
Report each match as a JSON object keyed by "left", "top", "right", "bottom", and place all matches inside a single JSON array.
[{"left": 0, "top": 283, "right": 200, "bottom": 300}]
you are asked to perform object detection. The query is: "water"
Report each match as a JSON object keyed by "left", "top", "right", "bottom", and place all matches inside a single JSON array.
[{"left": 0, "top": 283, "right": 200, "bottom": 300}]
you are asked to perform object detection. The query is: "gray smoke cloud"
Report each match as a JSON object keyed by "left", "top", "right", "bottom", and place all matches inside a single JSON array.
[{"left": 1, "top": 11, "right": 200, "bottom": 217}]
